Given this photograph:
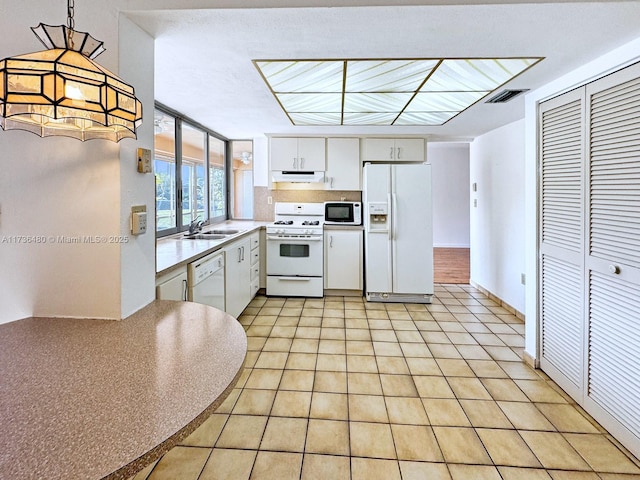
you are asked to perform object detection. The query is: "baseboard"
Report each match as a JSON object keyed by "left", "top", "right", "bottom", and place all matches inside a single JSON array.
[
  {"left": 324, "top": 289, "right": 363, "bottom": 297},
  {"left": 470, "top": 281, "right": 538, "bottom": 366},
  {"left": 522, "top": 350, "right": 538, "bottom": 369},
  {"left": 469, "top": 281, "right": 525, "bottom": 321}
]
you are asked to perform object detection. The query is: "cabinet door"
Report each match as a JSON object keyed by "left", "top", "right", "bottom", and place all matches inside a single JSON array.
[
  {"left": 156, "top": 271, "right": 188, "bottom": 301},
  {"left": 225, "top": 237, "right": 252, "bottom": 318},
  {"left": 270, "top": 137, "right": 299, "bottom": 171},
  {"left": 326, "top": 138, "right": 361, "bottom": 190},
  {"left": 297, "top": 137, "right": 326, "bottom": 171},
  {"left": 362, "top": 138, "right": 395, "bottom": 161},
  {"left": 395, "top": 138, "right": 425, "bottom": 162},
  {"left": 324, "top": 230, "right": 363, "bottom": 290}
]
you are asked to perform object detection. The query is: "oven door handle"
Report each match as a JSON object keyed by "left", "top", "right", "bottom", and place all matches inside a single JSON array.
[
  {"left": 266, "top": 235, "right": 323, "bottom": 241},
  {"left": 274, "top": 276, "right": 312, "bottom": 281}
]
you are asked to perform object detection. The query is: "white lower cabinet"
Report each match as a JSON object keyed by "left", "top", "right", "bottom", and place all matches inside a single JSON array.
[
  {"left": 156, "top": 269, "right": 188, "bottom": 301},
  {"left": 224, "top": 236, "right": 252, "bottom": 318},
  {"left": 324, "top": 229, "right": 363, "bottom": 291}
]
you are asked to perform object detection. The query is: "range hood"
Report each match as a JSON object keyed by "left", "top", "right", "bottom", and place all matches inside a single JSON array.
[{"left": 272, "top": 171, "right": 325, "bottom": 183}]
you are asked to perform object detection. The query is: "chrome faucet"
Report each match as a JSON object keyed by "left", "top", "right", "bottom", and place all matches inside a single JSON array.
[{"left": 188, "top": 218, "right": 204, "bottom": 235}]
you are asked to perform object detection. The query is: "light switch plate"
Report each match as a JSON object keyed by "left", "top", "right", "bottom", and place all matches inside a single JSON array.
[{"left": 137, "top": 148, "right": 152, "bottom": 173}]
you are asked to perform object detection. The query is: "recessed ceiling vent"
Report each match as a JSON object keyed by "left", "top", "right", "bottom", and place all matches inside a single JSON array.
[{"left": 485, "top": 89, "right": 529, "bottom": 103}]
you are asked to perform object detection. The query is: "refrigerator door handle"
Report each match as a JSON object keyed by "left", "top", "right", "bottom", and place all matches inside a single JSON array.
[
  {"left": 392, "top": 192, "right": 398, "bottom": 291},
  {"left": 387, "top": 193, "right": 393, "bottom": 241},
  {"left": 392, "top": 193, "right": 398, "bottom": 241}
]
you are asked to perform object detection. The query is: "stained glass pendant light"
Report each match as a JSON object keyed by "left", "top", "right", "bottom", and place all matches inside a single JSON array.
[{"left": 0, "top": 0, "right": 142, "bottom": 142}]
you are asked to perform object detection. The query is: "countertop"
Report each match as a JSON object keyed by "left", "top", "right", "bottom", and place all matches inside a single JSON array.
[
  {"left": 156, "top": 220, "right": 269, "bottom": 276},
  {"left": 0, "top": 300, "right": 247, "bottom": 480}
]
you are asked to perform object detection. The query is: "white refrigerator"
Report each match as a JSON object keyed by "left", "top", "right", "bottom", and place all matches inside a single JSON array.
[{"left": 363, "top": 163, "right": 434, "bottom": 303}]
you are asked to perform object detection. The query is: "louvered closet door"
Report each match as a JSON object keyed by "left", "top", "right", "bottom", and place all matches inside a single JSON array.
[
  {"left": 584, "top": 62, "right": 640, "bottom": 452},
  {"left": 539, "top": 88, "right": 586, "bottom": 400}
]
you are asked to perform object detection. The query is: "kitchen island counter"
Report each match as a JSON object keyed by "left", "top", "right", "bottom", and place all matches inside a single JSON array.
[{"left": 0, "top": 300, "right": 247, "bottom": 480}]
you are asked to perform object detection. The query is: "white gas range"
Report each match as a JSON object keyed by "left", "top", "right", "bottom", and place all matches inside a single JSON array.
[{"left": 266, "top": 202, "right": 324, "bottom": 297}]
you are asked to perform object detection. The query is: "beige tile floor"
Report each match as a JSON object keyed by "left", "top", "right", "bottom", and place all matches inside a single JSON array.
[{"left": 132, "top": 285, "right": 640, "bottom": 480}]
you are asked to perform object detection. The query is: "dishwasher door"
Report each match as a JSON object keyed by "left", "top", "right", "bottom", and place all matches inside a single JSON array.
[{"left": 188, "top": 252, "right": 225, "bottom": 311}]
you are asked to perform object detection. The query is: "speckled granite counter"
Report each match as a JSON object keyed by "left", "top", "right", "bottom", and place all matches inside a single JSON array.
[
  {"left": 0, "top": 300, "right": 247, "bottom": 480},
  {"left": 156, "top": 220, "right": 269, "bottom": 275}
]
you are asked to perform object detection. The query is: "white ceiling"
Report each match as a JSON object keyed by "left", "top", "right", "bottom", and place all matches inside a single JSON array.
[{"left": 126, "top": 2, "right": 640, "bottom": 140}]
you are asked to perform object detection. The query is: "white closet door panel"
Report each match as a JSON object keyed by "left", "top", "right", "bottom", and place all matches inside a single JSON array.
[
  {"left": 540, "top": 94, "right": 584, "bottom": 253},
  {"left": 588, "top": 271, "right": 640, "bottom": 440},
  {"left": 540, "top": 255, "right": 583, "bottom": 389},
  {"left": 539, "top": 88, "right": 585, "bottom": 396},
  {"left": 583, "top": 62, "right": 640, "bottom": 458},
  {"left": 588, "top": 70, "right": 640, "bottom": 269}
]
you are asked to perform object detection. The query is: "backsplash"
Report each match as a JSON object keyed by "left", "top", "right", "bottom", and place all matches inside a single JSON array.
[{"left": 253, "top": 187, "right": 362, "bottom": 221}]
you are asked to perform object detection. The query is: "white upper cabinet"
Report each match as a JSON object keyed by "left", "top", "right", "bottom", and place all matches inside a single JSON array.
[
  {"left": 362, "top": 138, "right": 425, "bottom": 162},
  {"left": 325, "top": 138, "right": 361, "bottom": 191},
  {"left": 271, "top": 137, "right": 326, "bottom": 171}
]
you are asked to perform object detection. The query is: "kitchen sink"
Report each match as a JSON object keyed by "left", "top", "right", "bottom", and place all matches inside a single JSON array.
[
  {"left": 207, "top": 229, "right": 243, "bottom": 235},
  {"left": 183, "top": 234, "right": 226, "bottom": 240}
]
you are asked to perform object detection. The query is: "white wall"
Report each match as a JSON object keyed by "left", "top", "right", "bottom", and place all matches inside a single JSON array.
[
  {"left": 0, "top": 2, "right": 155, "bottom": 324},
  {"left": 470, "top": 120, "right": 526, "bottom": 314},
  {"left": 253, "top": 136, "right": 269, "bottom": 187},
  {"left": 428, "top": 143, "right": 470, "bottom": 248},
  {"left": 118, "top": 15, "right": 157, "bottom": 318}
]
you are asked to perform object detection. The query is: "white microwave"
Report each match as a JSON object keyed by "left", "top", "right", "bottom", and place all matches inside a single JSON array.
[{"left": 324, "top": 202, "right": 362, "bottom": 225}]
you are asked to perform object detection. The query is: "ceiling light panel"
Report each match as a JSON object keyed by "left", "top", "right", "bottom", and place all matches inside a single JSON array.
[
  {"left": 394, "top": 111, "right": 459, "bottom": 125},
  {"left": 289, "top": 112, "right": 343, "bottom": 125},
  {"left": 406, "top": 91, "right": 489, "bottom": 112},
  {"left": 420, "top": 58, "right": 538, "bottom": 92},
  {"left": 256, "top": 60, "right": 343, "bottom": 92},
  {"left": 276, "top": 93, "right": 342, "bottom": 112},
  {"left": 344, "top": 92, "right": 414, "bottom": 112},
  {"left": 344, "top": 60, "right": 439, "bottom": 92},
  {"left": 254, "top": 57, "right": 542, "bottom": 126},
  {"left": 343, "top": 112, "right": 399, "bottom": 125}
]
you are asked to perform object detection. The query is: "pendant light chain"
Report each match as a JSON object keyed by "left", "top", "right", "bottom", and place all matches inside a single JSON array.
[{"left": 67, "top": 0, "right": 75, "bottom": 47}]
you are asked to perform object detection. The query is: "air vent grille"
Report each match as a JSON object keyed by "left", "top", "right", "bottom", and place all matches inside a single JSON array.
[{"left": 486, "top": 89, "right": 529, "bottom": 103}]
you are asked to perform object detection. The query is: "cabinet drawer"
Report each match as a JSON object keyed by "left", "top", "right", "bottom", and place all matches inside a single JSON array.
[
  {"left": 250, "top": 248, "right": 260, "bottom": 266},
  {"left": 251, "top": 262, "right": 260, "bottom": 281},
  {"left": 250, "top": 278, "right": 260, "bottom": 298},
  {"left": 250, "top": 232, "right": 259, "bottom": 250}
]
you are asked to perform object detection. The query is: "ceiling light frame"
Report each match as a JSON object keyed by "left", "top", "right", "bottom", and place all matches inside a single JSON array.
[{"left": 254, "top": 57, "right": 543, "bottom": 127}]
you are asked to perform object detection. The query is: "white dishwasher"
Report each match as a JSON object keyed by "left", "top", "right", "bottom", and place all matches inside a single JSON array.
[{"left": 188, "top": 252, "right": 225, "bottom": 310}]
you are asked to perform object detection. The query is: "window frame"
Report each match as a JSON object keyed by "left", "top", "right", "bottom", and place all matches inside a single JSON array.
[{"left": 154, "top": 102, "right": 230, "bottom": 238}]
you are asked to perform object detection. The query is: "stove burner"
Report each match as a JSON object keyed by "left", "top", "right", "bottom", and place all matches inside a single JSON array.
[
  {"left": 274, "top": 220, "right": 293, "bottom": 225},
  {"left": 302, "top": 221, "right": 320, "bottom": 226}
]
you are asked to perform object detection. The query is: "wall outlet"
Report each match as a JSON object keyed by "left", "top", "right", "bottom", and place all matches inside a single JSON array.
[
  {"left": 267, "top": 196, "right": 273, "bottom": 205},
  {"left": 521, "top": 273, "right": 526, "bottom": 285},
  {"left": 131, "top": 205, "right": 147, "bottom": 235}
]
